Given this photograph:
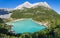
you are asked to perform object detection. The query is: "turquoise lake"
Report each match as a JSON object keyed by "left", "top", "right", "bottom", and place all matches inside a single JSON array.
[{"left": 7, "top": 19, "right": 46, "bottom": 34}]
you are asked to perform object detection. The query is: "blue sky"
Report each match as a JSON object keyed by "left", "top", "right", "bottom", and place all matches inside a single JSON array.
[{"left": 0, "top": 0, "right": 60, "bottom": 14}]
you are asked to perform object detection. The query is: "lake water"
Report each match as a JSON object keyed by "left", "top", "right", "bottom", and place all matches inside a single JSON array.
[{"left": 7, "top": 19, "right": 46, "bottom": 34}]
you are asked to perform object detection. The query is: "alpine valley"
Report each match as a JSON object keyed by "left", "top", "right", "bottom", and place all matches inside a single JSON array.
[{"left": 0, "top": 1, "right": 60, "bottom": 38}]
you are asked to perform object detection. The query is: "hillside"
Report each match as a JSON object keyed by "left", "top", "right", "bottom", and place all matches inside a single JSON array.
[{"left": 11, "top": 6, "right": 60, "bottom": 22}]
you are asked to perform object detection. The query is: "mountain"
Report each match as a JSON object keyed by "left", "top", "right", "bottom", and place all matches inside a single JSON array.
[
  {"left": 15, "top": 1, "right": 32, "bottom": 9},
  {"left": 0, "top": 8, "right": 9, "bottom": 15},
  {"left": 0, "top": 8, "right": 12, "bottom": 19},
  {"left": 11, "top": 1, "right": 60, "bottom": 23},
  {"left": 15, "top": 1, "right": 51, "bottom": 9},
  {"left": 0, "top": 2, "right": 51, "bottom": 10}
]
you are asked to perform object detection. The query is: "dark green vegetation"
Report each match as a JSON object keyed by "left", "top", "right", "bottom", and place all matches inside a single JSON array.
[{"left": 0, "top": 6, "right": 60, "bottom": 38}]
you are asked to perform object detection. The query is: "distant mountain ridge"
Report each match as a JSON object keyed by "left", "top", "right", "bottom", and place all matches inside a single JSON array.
[
  {"left": 0, "top": 9, "right": 9, "bottom": 15},
  {"left": 0, "top": 8, "right": 14, "bottom": 11},
  {"left": 0, "top": 8, "right": 12, "bottom": 18}
]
